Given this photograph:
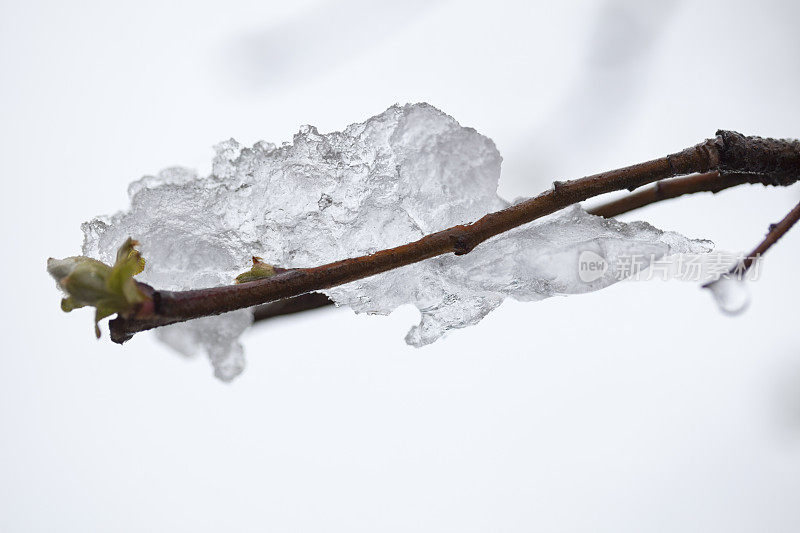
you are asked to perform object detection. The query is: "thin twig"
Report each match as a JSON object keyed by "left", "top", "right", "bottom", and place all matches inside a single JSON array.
[
  {"left": 109, "top": 130, "right": 800, "bottom": 343},
  {"left": 252, "top": 293, "right": 333, "bottom": 323},
  {"left": 720, "top": 200, "right": 800, "bottom": 278},
  {"left": 587, "top": 171, "right": 741, "bottom": 217}
]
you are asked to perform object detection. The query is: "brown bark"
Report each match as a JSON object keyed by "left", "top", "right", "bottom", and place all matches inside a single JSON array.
[{"left": 109, "top": 131, "right": 800, "bottom": 343}]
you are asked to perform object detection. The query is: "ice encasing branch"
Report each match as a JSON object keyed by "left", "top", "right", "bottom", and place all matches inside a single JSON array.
[{"left": 108, "top": 131, "right": 800, "bottom": 343}]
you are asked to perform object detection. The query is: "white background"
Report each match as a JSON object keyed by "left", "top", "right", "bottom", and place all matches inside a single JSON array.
[{"left": 2, "top": 0, "right": 800, "bottom": 531}]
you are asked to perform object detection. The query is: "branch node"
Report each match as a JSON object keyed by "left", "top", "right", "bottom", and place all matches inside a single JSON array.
[
  {"left": 716, "top": 130, "right": 800, "bottom": 186},
  {"left": 449, "top": 227, "right": 476, "bottom": 255}
]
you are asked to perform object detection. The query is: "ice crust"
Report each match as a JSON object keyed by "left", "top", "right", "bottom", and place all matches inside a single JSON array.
[{"left": 82, "top": 103, "right": 711, "bottom": 381}]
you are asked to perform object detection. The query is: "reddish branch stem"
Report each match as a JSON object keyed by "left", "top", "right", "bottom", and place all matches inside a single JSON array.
[
  {"left": 252, "top": 293, "right": 333, "bottom": 323},
  {"left": 588, "top": 171, "right": 738, "bottom": 217},
  {"left": 729, "top": 200, "right": 800, "bottom": 276},
  {"left": 109, "top": 131, "right": 800, "bottom": 343}
]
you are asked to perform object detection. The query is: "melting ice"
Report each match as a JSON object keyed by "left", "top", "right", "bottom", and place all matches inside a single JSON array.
[
  {"left": 81, "top": 103, "right": 711, "bottom": 381},
  {"left": 704, "top": 276, "right": 751, "bottom": 315}
]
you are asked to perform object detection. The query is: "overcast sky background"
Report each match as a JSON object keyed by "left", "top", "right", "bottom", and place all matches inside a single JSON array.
[{"left": 2, "top": 0, "right": 800, "bottom": 531}]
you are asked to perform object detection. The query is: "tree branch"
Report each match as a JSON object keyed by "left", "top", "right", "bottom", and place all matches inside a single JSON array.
[
  {"left": 250, "top": 171, "right": 795, "bottom": 326},
  {"left": 108, "top": 131, "right": 800, "bottom": 343},
  {"left": 717, "top": 199, "right": 800, "bottom": 278},
  {"left": 588, "top": 171, "right": 731, "bottom": 217},
  {"left": 251, "top": 292, "right": 333, "bottom": 323}
]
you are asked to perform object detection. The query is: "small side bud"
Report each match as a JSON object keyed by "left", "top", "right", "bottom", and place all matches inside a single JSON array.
[{"left": 235, "top": 256, "right": 278, "bottom": 283}]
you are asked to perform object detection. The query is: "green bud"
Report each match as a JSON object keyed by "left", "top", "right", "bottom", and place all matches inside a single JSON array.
[
  {"left": 235, "top": 256, "right": 278, "bottom": 283},
  {"left": 47, "top": 238, "right": 149, "bottom": 338}
]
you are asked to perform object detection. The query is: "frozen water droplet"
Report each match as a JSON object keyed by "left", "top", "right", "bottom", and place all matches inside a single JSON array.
[{"left": 705, "top": 276, "right": 750, "bottom": 315}]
